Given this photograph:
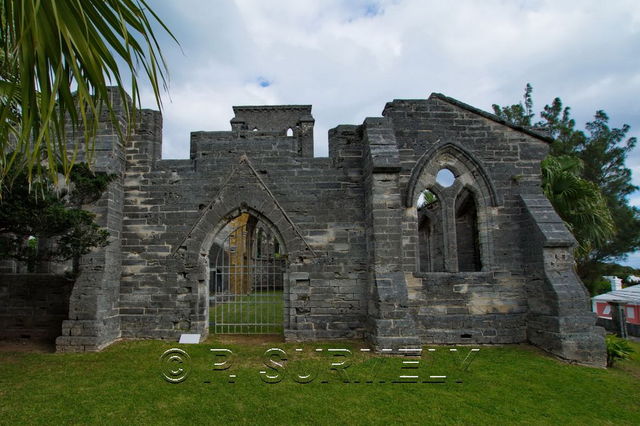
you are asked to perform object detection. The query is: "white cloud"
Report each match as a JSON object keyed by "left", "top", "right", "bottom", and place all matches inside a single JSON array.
[{"left": 145, "top": 0, "right": 640, "bottom": 155}]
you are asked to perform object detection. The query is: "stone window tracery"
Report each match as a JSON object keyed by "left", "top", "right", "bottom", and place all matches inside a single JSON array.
[{"left": 409, "top": 144, "right": 496, "bottom": 273}]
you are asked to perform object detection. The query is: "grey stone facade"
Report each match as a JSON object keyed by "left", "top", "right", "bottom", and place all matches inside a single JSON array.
[
  {"left": 0, "top": 274, "right": 73, "bottom": 340},
  {"left": 53, "top": 90, "right": 606, "bottom": 367}
]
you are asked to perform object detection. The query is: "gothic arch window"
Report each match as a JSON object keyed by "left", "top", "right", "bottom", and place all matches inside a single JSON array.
[{"left": 408, "top": 143, "right": 496, "bottom": 273}]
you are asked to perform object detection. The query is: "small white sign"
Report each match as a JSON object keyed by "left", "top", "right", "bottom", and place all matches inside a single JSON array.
[{"left": 178, "top": 334, "right": 201, "bottom": 344}]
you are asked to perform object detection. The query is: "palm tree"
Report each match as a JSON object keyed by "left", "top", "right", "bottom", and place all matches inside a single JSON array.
[
  {"left": 541, "top": 155, "right": 615, "bottom": 263},
  {"left": 0, "top": 0, "right": 176, "bottom": 189}
]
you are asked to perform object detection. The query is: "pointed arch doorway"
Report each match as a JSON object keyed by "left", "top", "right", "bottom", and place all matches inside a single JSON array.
[{"left": 209, "top": 212, "right": 286, "bottom": 334}]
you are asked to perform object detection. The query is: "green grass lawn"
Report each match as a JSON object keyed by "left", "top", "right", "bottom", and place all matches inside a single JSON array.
[
  {"left": 210, "top": 290, "right": 283, "bottom": 334},
  {"left": 0, "top": 338, "right": 638, "bottom": 425}
]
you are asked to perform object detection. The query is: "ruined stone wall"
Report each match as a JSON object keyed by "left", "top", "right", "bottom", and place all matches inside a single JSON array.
[
  {"left": 373, "top": 94, "right": 604, "bottom": 365},
  {"left": 57, "top": 89, "right": 126, "bottom": 352},
  {"left": 119, "top": 106, "right": 368, "bottom": 340},
  {"left": 374, "top": 95, "right": 540, "bottom": 344},
  {"left": 51, "top": 89, "right": 605, "bottom": 366},
  {"left": 0, "top": 274, "right": 73, "bottom": 340}
]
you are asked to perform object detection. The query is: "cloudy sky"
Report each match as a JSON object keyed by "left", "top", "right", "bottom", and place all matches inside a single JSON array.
[{"left": 140, "top": 0, "right": 640, "bottom": 265}]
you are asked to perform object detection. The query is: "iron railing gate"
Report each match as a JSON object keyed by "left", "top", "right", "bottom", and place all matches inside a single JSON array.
[{"left": 209, "top": 215, "right": 285, "bottom": 334}]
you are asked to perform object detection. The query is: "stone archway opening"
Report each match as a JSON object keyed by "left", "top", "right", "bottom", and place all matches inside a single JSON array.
[{"left": 208, "top": 212, "right": 286, "bottom": 334}]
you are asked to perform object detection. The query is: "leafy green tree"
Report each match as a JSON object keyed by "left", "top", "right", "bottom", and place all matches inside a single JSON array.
[
  {"left": 493, "top": 84, "right": 640, "bottom": 294},
  {"left": 493, "top": 83, "right": 535, "bottom": 127},
  {"left": 514, "top": 90, "right": 640, "bottom": 266},
  {"left": 0, "top": 160, "right": 115, "bottom": 272},
  {"left": 537, "top": 98, "right": 586, "bottom": 157},
  {"left": 0, "top": 0, "right": 176, "bottom": 189},
  {"left": 578, "top": 111, "right": 639, "bottom": 261}
]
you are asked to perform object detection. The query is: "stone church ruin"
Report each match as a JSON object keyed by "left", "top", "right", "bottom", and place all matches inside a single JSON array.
[{"left": 1, "top": 90, "right": 606, "bottom": 366}]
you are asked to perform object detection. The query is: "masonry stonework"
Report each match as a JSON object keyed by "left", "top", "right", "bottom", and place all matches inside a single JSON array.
[
  {"left": 0, "top": 274, "right": 73, "bottom": 340},
  {"left": 54, "top": 90, "right": 606, "bottom": 367}
]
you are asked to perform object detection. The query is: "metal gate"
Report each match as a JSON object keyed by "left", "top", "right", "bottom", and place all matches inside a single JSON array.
[{"left": 209, "top": 214, "right": 285, "bottom": 334}]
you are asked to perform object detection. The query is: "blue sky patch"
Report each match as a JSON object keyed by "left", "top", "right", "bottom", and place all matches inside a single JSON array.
[{"left": 363, "top": 2, "right": 381, "bottom": 17}]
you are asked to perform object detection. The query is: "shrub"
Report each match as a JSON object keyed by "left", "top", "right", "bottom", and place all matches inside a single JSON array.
[
  {"left": 0, "top": 161, "right": 115, "bottom": 272},
  {"left": 605, "top": 334, "right": 634, "bottom": 367}
]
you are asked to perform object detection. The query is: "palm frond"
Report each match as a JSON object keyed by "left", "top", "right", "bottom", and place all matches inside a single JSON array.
[
  {"left": 0, "top": 0, "right": 177, "bottom": 189},
  {"left": 542, "top": 155, "right": 615, "bottom": 261}
]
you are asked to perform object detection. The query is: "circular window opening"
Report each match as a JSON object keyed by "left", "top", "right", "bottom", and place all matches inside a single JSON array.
[{"left": 436, "top": 168, "right": 456, "bottom": 187}]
